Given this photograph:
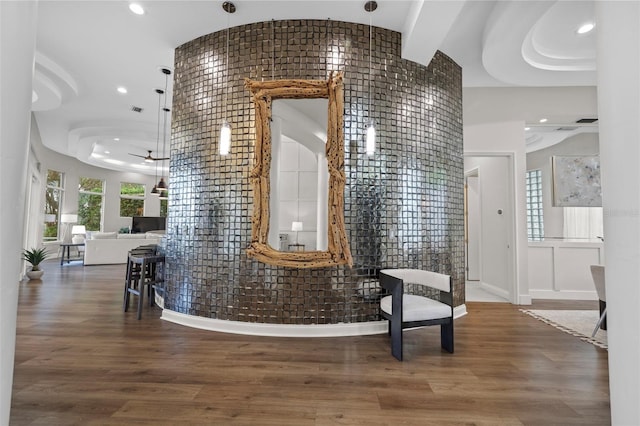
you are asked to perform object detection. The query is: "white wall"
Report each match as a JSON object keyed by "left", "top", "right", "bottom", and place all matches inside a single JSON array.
[
  {"left": 0, "top": 2, "right": 37, "bottom": 423},
  {"left": 596, "top": 3, "right": 640, "bottom": 423},
  {"left": 464, "top": 121, "right": 530, "bottom": 304},
  {"left": 463, "top": 86, "right": 597, "bottom": 127},
  {"left": 30, "top": 117, "right": 163, "bottom": 248},
  {"left": 526, "top": 133, "right": 600, "bottom": 238}
]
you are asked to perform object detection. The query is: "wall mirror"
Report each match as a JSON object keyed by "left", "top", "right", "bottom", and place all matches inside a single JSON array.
[{"left": 245, "top": 72, "right": 353, "bottom": 268}]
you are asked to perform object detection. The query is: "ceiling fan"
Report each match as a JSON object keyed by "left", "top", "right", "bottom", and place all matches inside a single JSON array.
[{"left": 128, "top": 150, "right": 169, "bottom": 163}]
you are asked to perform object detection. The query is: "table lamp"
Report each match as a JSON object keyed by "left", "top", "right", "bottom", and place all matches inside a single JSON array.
[{"left": 291, "top": 221, "right": 303, "bottom": 244}]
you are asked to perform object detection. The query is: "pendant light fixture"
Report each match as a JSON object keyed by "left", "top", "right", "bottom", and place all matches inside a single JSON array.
[
  {"left": 157, "top": 67, "right": 171, "bottom": 192},
  {"left": 365, "top": 1, "right": 377, "bottom": 156},
  {"left": 158, "top": 106, "right": 170, "bottom": 199},
  {"left": 150, "top": 87, "right": 163, "bottom": 195},
  {"left": 220, "top": 1, "right": 236, "bottom": 155}
]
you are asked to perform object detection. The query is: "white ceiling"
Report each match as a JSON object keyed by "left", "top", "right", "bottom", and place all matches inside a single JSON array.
[{"left": 32, "top": 0, "right": 598, "bottom": 175}]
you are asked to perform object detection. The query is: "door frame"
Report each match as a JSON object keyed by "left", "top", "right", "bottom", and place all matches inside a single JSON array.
[
  {"left": 464, "top": 152, "right": 519, "bottom": 304},
  {"left": 464, "top": 168, "right": 480, "bottom": 282}
]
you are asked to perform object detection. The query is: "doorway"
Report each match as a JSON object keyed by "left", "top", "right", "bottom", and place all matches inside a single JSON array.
[{"left": 464, "top": 155, "right": 514, "bottom": 303}]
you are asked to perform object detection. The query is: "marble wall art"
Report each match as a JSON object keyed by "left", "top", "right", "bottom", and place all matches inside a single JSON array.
[{"left": 552, "top": 155, "right": 602, "bottom": 207}]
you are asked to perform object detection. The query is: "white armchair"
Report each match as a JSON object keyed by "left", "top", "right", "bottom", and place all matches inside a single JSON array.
[{"left": 379, "top": 269, "right": 454, "bottom": 361}]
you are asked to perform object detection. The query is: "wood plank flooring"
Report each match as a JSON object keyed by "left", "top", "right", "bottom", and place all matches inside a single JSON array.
[{"left": 11, "top": 261, "right": 610, "bottom": 425}]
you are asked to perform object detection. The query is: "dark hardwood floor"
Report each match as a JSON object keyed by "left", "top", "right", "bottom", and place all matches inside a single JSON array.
[{"left": 11, "top": 260, "right": 610, "bottom": 425}]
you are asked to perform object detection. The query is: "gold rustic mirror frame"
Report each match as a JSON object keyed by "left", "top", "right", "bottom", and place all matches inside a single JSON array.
[{"left": 245, "top": 72, "right": 353, "bottom": 268}]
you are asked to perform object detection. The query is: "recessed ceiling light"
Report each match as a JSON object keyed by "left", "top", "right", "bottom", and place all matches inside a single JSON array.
[
  {"left": 129, "top": 3, "right": 144, "bottom": 15},
  {"left": 117, "top": 86, "right": 128, "bottom": 94},
  {"left": 114, "top": 137, "right": 120, "bottom": 141},
  {"left": 104, "top": 151, "right": 110, "bottom": 154},
  {"left": 577, "top": 22, "right": 595, "bottom": 34},
  {"left": 539, "top": 118, "right": 548, "bottom": 123},
  {"left": 524, "top": 127, "right": 531, "bottom": 131}
]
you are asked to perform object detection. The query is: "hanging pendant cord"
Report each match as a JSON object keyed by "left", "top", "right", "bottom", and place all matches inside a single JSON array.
[
  {"left": 162, "top": 72, "right": 169, "bottom": 173},
  {"left": 225, "top": 14, "right": 230, "bottom": 118},
  {"left": 155, "top": 89, "right": 161, "bottom": 182},
  {"left": 368, "top": 13, "right": 372, "bottom": 121}
]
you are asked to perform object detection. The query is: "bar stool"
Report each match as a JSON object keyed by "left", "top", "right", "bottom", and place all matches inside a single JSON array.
[{"left": 123, "top": 247, "right": 165, "bottom": 319}]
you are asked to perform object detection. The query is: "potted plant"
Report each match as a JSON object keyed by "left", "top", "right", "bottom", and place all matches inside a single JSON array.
[{"left": 22, "top": 247, "right": 49, "bottom": 280}]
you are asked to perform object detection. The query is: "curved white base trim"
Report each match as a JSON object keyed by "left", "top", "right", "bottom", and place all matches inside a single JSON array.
[
  {"left": 162, "top": 304, "right": 468, "bottom": 338},
  {"left": 161, "top": 309, "right": 388, "bottom": 337},
  {"left": 454, "top": 304, "right": 467, "bottom": 319}
]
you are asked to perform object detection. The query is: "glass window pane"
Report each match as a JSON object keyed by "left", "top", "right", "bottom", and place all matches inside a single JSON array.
[
  {"left": 160, "top": 199, "right": 168, "bottom": 217},
  {"left": 526, "top": 169, "right": 544, "bottom": 241},
  {"left": 120, "top": 198, "right": 144, "bottom": 217},
  {"left": 47, "top": 170, "right": 63, "bottom": 188},
  {"left": 120, "top": 182, "right": 145, "bottom": 197},
  {"left": 43, "top": 187, "right": 61, "bottom": 241},
  {"left": 78, "top": 193, "right": 103, "bottom": 231},
  {"left": 79, "top": 177, "right": 104, "bottom": 193}
]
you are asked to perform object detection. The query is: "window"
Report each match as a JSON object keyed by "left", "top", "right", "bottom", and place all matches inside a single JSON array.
[
  {"left": 160, "top": 199, "right": 168, "bottom": 217},
  {"left": 526, "top": 169, "right": 544, "bottom": 240},
  {"left": 564, "top": 207, "right": 603, "bottom": 240},
  {"left": 120, "top": 182, "right": 145, "bottom": 217},
  {"left": 43, "top": 170, "right": 64, "bottom": 241},
  {"left": 78, "top": 177, "right": 104, "bottom": 231}
]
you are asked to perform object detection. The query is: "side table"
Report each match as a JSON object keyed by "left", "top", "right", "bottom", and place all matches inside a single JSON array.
[{"left": 59, "top": 242, "right": 85, "bottom": 265}]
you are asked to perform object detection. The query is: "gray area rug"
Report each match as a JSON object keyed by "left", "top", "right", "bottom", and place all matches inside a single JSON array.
[{"left": 520, "top": 309, "right": 607, "bottom": 349}]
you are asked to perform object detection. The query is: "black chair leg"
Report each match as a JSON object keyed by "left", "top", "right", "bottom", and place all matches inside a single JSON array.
[
  {"left": 137, "top": 280, "right": 144, "bottom": 320},
  {"left": 441, "top": 321, "right": 454, "bottom": 353},
  {"left": 123, "top": 259, "right": 131, "bottom": 311},
  {"left": 390, "top": 319, "right": 403, "bottom": 361}
]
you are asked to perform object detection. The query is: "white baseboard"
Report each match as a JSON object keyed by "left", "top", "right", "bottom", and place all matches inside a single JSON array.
[
  {"left": 529, "top": 289, "right": 598, "bottom": 301},
  {"left": 454, "top": 304, "right": 467, "bottom": 319},
  {"left": 518, "top": 294, "right": 532, "bottom": 305},
  {"left": 480, "top": 281, "right": 510, "bottom": 300},
  {"left": 162, "top": 305, "right": 468, "bottom": 338},
  {"left": 162, "top": 309, "right": 388, "bottom": 337}
]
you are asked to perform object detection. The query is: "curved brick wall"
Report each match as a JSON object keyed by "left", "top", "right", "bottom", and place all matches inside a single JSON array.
[{"left": 166, "top": 20, "right": 464, "bottom": 324}]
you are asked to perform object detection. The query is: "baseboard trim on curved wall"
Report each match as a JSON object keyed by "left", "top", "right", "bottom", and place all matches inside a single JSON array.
[
  {"left": 454, "top": 304, "right": 467, "bottom": 319},
  {"left": 162, "top": 305, "right": 469, "bottom": 338},
  {"left": 161, "top": 309, "right": 388, "bottom": 337}
]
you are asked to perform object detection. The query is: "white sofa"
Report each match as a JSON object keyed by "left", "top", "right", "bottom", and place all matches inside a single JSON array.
[{"left": 83, "top": 232, "right": 161, "bottom": 265}]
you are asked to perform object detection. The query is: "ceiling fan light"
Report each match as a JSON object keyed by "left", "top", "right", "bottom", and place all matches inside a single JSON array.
[{"left": 144, "top": 157, "right": 154, "bottom": 163}]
